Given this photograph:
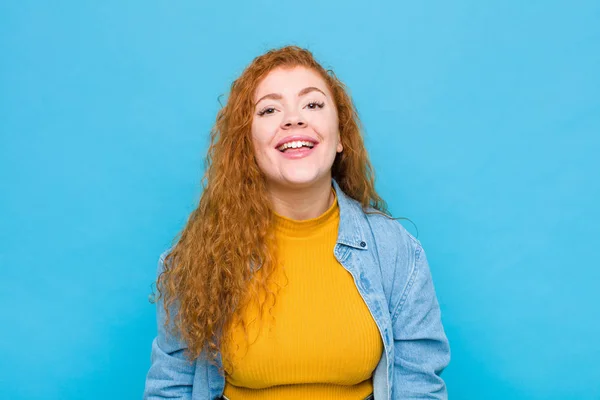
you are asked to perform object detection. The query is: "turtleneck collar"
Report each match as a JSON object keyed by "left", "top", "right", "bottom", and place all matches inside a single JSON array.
[{"left": 272, "top": 186, "right": 339, "bottom": 238}]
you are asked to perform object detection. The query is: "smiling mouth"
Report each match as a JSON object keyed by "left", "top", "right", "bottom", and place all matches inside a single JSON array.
[
  {"left": 277, "top": 142, "right": 316, "bottom": 152},
  {"left": 277, "top": 143, "right": 318, "bottom": 159}
]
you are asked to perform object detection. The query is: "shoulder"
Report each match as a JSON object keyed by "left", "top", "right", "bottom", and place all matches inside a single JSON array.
[
  {"left": 159, "top": 247, "right": 173, "bottom": 263},
  {"left": 156, "top": 245, "right": 176, "bottom": 276},
  {"left": 361, "top": 206, "right": 422, "bottom": 256},
  {"left": 358, "top": 206, "right": 430, "bottom": 314},
  {"left": 358, "top": 206, "right": 426, "bottom": 296}
]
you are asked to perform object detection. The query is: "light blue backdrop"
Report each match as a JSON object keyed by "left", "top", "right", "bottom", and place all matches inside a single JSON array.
[{"left": 1, "top": 1, "right": 598, "bottom": 399}]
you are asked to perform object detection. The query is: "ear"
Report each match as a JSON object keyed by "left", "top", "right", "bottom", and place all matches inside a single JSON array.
[{"left": 336, "top": 132, "right": 343, "bottom": 153}]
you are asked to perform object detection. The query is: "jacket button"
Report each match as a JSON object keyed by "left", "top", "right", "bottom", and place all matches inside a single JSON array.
[{"left": 360, "top": 241, "right": 366, "bottom": 247}]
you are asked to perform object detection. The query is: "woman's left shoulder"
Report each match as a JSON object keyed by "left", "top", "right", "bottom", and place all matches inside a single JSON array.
[
  {"left": 360, "top": 209, "right": 428, "bottom": 308},
  {"left": 362, "top": 208, "right": 422, "bottom": 256}
]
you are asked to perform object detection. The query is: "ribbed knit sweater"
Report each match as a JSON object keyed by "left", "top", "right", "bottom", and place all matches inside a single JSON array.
[{"left": 221, "top": 187, "right": 383, "bottom": 399}]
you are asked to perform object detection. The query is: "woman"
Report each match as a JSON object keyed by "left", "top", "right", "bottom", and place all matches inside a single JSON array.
[{"left": 144, "top": 45, "right": 450, "bottom": 400}]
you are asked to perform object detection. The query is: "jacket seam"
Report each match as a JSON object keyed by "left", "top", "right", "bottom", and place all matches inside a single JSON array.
[
  {"left": 388, "top": 248, "right": 400, "bottom": 313},
  {"left": 390, "top": 244, "right": 423, "bottom": 324},
  {"left": 363, "top": 213, "right": 386, "bottom": 297}
]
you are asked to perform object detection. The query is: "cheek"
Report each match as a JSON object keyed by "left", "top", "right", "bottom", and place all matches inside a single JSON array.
[
  {"left": 310, "top": 109, "right": 338, "bottom": 132},
  {"left": 251, "top": 118, "right": 276, "bottom": 145},
  {"left": 251, "top": 126, "right": 275, "bottom": 164},
  {"left": 329, "top": 110, "right": 340, "bottom": 132}
]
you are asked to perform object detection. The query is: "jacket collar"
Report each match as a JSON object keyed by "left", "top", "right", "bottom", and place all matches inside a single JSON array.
[{"left": 331, "top": 177, "right": 369, "bottom": 250}]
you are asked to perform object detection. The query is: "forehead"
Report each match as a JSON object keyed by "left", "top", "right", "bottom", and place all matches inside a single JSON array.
[{"left": 254, "top": 66, "right": 330, "bottom": 99}]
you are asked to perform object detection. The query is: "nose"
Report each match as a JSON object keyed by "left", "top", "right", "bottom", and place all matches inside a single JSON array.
[{"left": 281, "top": 111, "right": 307, "bottom": 129}]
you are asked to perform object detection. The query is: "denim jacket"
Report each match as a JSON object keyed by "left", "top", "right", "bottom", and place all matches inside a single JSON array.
[{"left": 144, "top": 178, "right": 451, "bottom": 399}]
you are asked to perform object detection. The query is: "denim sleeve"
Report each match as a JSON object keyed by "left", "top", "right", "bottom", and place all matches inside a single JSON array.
[
  {"left": 143, "top": 252, "right": 196, "bottom": 399},
  {"left": 391, "top": 244, "right": 451, "bottom": 399}
]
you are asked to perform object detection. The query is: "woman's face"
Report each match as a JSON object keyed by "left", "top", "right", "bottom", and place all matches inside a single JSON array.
[{"left": 251, "top": 66, "right": 343, "bottom": 190}]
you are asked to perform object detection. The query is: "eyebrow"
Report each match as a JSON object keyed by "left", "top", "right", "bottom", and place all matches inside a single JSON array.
[{"left": 255, "top": 86, "right": 327, "bottom": 106}]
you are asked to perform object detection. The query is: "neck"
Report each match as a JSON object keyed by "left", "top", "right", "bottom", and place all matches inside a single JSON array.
[{"left": 267, "top": 177, "right": 334, "bottom": 221}]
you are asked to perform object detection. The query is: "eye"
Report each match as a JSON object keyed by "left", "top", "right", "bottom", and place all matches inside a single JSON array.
[
  {"left": 257, "top": 107, "right": 277, "bottom": 117},
  {"left": 306, "top": 101, "right": 325, "bottom": 110}
]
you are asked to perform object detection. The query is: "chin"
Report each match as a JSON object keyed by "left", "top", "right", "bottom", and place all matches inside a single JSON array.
[
  {"left": 284, "top": 176, "right": 316, "bottom": 186},
  {"left": 283, "top": 171, "right": 329, "bottom": 187}
]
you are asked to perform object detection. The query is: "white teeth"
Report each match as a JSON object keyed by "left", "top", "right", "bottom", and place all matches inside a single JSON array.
[{"left": 277, "top": 140, "right": 315, "bottom": 152}]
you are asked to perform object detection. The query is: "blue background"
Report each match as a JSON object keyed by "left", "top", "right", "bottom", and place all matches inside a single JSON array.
[{"left": 1, "top": 1, "right": 598, "bottom": 399}]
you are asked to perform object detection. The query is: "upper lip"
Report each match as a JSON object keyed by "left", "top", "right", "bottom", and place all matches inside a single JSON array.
[{"left": 274, "top": 135, "right": 319, "bottom": 149}]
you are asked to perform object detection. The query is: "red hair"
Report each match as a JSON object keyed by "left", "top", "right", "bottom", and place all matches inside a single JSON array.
[{"left": 155, "top": 45, "right": 392, "bottom": 375}]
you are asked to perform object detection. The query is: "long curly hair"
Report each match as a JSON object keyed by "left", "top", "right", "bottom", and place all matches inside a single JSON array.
[{"left": 155, "top": 45, "right": 394, "bottom": 375}]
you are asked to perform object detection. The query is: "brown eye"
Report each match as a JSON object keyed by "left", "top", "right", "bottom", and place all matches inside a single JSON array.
[
  {"left": 306, "top": 101, "right": 325, "bottom": 110},
  {"left": 257, "top": 107, "right": 276, "bottom": 116}
]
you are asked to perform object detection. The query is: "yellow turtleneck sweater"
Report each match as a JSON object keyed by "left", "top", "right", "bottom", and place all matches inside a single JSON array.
[{"left": 220, "top": 187, "right": 384, "bottom": 400}]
